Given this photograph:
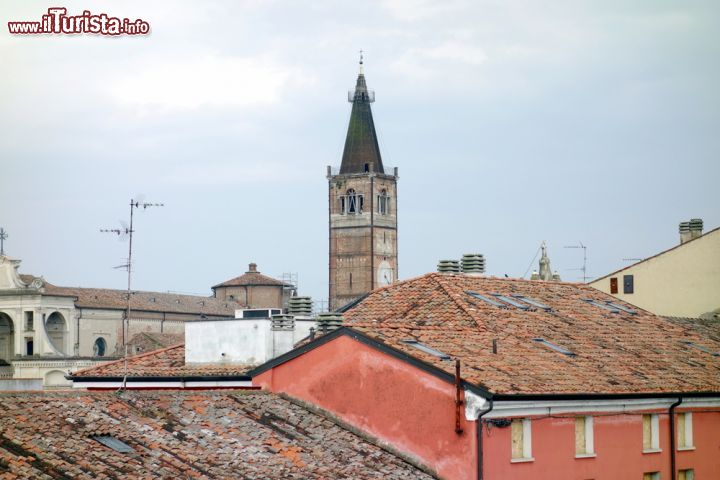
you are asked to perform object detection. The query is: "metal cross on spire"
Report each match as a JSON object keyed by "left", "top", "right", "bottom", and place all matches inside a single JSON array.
[
  {"left": 358, "top": 49, "right": 364, "bottom": 75},
  {"left": 0, "top": 228, "right": 7, "bottom": 256}
]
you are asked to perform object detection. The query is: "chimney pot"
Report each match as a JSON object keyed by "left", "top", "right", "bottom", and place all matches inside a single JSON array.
[{"left": 248, "top": 263, "right": 257, "bottom": 273}]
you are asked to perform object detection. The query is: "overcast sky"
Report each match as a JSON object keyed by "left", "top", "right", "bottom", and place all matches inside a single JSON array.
[{"left": 1, "top": 0, "right": 718, "bottom": 306}]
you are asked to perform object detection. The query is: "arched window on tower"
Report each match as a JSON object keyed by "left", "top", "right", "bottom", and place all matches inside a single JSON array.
[
  {"left": 93, "top": 337, "right": 107, "bottom": 357},
  {"left": 378, "top": 189, "right": 389, "bottom": 215},
  {"left": 343, "top": 189, "right": 363, "bottom": 214}
]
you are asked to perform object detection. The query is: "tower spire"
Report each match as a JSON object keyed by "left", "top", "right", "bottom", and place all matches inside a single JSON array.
[{"left": 340, "top": 55, "right": 384, "bottom": 174}]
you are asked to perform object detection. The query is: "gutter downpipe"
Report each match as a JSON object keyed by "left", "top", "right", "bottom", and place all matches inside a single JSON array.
[
  {"left": 476, "top": 396, "right": 494, "bottom": 480},
  {"left": 669, "top": 397, "right": 682, "bottom": 480}
]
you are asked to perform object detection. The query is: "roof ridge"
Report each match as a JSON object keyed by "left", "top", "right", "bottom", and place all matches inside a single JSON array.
[
  {"left": 431, "top": 274, "right": 487, "bottom": 332},
  {"left": 72, "top": 343, "right": 185, "bottom": 376},
  {"left": 592, "top": 225, "right": 720, "bottom": 283}
]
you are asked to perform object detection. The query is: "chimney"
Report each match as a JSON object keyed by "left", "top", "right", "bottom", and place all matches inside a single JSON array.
[
  {"left": 288, "top": 296, "right": 313, "bottom": 316},
  {"left": 316, "top": 312, "right": 344, "bottom": 333},
  {"left": 679, "top": 218, "right": 703, "bottom": 244},
  {"left": 437, "top": 260, "right": 461, "bottom": 273},
  {"left": 271, "top": 314, "right": 296, "bottom": 357},
  {"left": 247, "top": 263, "right": 258, "bottom": 273},
  {"left": 461, "top": 254, "right": 486, "bottom": 274}
]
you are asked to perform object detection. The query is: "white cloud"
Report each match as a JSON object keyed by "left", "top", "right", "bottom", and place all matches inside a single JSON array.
[{"left": 109, "top": 55, "right": 309, "bottom": 111}]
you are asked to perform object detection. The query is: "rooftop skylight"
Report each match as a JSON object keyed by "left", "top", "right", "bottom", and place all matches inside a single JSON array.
[
  {"left": 401, "top": 340, "right": 452, "bottom": 360},
  {"left": 683, "top": 341, "right": 719, "bottom": 357},
  {"left": 582, "top": 299, "right": 620, "bottom": 313},
  {"left": 511, "top": 295, "right": 552, "bottom": 311},
  {"left": 92, "top": 436, "right": 134, "bottom": 453},
  {"left": 605, "top": 302, "right": 637, "bottom": 315},
  {"left": 532, "top": 338, "right": 576, "bottom": 357},
  {"left": 492, "top": 294, "right": 529, "bottom": 310},
  {"left": 465, "top": 291, "right": 506, "bottom": 308}
]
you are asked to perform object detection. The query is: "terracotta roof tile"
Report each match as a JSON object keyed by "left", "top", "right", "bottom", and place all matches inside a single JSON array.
[
  {"left": 72, "top": 344, "right": 252, "bottom": 378},
  {"left": 212, "top": 271, "right": 287, "bottom": 289},
  {"left": 341, "top": 273, "right": 720, "bottom": 396},
  {"left": 0, "top": 390, "right": 432, "bottom": 478},
  {"left": 42, "top": 282, "right": 241, "bottom": 317}
]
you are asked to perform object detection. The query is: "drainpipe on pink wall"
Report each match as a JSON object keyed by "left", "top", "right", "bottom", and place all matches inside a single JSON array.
[
  {"left": 669, "top": 397, "right": 683, "bottom": 480},
  {"left": 476, "top": 398, "right": 493, "bottom": 480}
]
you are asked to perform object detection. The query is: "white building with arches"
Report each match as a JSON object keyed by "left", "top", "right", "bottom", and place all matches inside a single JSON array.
[{"left": 0, "top": 255, "right": 242, "bottom": 388}]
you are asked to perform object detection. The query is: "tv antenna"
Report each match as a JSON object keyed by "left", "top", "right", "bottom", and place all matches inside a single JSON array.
[
  {"left": 564, "top": 242, "right": 589, "bottom": 283},
  {"left": 0, "top": 228, "right": 7, "bottom": 256},
  {"left": 100, "top": 196, "right": 164, "bottom": 353}
]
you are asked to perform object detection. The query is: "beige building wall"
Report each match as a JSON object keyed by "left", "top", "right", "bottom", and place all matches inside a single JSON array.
[
  {"left": 214, "top": 285, "right": 284, "bottom": 308},
  {"left": 590, "top": 228, "right": 720, "bottom": 318}
]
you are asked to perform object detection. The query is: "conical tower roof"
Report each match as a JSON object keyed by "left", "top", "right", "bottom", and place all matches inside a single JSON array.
[{"left": 340, "top": 59, "right": 384, "bottom": 174}]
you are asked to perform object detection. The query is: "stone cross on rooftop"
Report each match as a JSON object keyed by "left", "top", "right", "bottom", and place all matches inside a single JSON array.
[{"left": 0, "top": 228, "right": 7, "bottom": 256}]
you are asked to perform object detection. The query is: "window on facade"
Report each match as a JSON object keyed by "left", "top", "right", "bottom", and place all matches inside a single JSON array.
[
  {"left": 643, "top": 414, "right": 660, "bottom": 452},
  {"left": 93, "top": 337, "right": 107, "bottom": 357},
  {"left": 24, "top": 312, "right": 34, "bottom": 331},
  {"left": 678, "top": 469, "right": 694, "bottom": 480},
  {"left": 677, "top": 412, "right": 693, "bottom": 450},
  {"left": 342, "top": 189, "right": 364, "bottom": 214},
  {"left": 378, "top": 189, "right": 389, "bottom": 215},
  {"left": 643, "top": 472, "right": 660, "bottom": 480},
  {"left": 575, "top": 416, "right": 595, "bottom": 457},
  {"left": 511, "top": 418, "right": 533, "bottom": 462},
  {"left": 25, "top": 338, "right": 33, "bottom": 356},
  {"left": 610, "top": 277, "right": 618, "bottom": 294},
  {"left": 623, "top": 274, "right": 634, "bottom": 294}
]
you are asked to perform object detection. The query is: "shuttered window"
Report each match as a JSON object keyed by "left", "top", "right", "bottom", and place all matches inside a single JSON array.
[
  {"left": 511, "top": 418, "right": 533, "bottom": 462},
  {"left": 575, "top": 416, "right": 594, "bottom": 456}
]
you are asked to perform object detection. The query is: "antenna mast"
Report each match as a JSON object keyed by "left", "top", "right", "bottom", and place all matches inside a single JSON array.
[
  {"left": 100, "top": 197, "right": 163, "bottom": 348},
  {"left": 564, "top": 242, "right": 589, "bottom": 283}
]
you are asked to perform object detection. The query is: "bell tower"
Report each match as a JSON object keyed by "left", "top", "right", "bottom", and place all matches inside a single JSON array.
[{"left": 327, "top": 56, "right": 398, "bottom": 311}]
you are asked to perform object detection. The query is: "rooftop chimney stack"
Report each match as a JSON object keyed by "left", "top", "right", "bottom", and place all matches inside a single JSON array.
[
  {"left": 461, "top": 254, "right": 486, "bottom": 274},
  {"left": 247, "top": 263, "right": 258, "bottom": 273},
  {"left": 288, "top": 296, "right": 313, "bottom": 316},
  {"left": 271, "top": 314, "right": 296, "bottom": 357},
  {"left": 316, "top": 312, "right": 344, "bottom": 333},
  {"left": 437, "top": 260, "right": 461, "bottom": 273},
  {"left": 679, "top": 218, "right": 703, "bottom": 244}
]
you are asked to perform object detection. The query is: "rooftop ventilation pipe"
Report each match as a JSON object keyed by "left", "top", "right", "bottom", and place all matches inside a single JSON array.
[
  {"left": 271, "top": 314, "right": 296, "bottom": 357},
  {"left": 461, "top": 254, "right": 486, "bottom": 274},
  {"left": 679, "top": 218, "right": 703, "bottom": 244},
  {"left": 316, "top": 312, "right": 344, "bottom": 333},
  {"left": 437, "top": 260, "right": 460, "bottom": 273},
  {"left": 288, "top": 296, "right": 313, "bottom": 316}
]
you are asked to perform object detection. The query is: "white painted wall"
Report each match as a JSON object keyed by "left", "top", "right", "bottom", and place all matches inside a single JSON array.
[
  {"left": 186, "top": 319, "right": 273, "bottom": 365},
  {"left": 186, "top": 316, "right": 319, "bottom": 366}
]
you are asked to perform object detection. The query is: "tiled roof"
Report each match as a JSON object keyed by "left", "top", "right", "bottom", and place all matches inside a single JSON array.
[
  {"left": 72, "top": 344, "right": 252, "bottom": 378},
  {"left": 124, "top": 332, "right": 185, "bottom": 356},
  {"left": 41, "top": 282, "right": 241, "bottom": 316},
  {"left": 339, "top": 273, "right": 720, "bottom": 396},
  {"left": 664, "top": 316, "right": 720, "bottom": 344},
  {"left": 212, "top": 272, "right": 286, "bottom": 288},
  {"left": 0, "top": 390, "right": 433, "bottom": 479}
]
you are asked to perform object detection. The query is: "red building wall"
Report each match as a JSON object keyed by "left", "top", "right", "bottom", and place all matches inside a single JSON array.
[
  {"left": 253, "top": 334, "right": 478, "bottom": 480},
  {"left": 484, "top": 409, "right": 720, "bottom": 479},
  {"left": 254, "top": 333, "right": 720, "bottom": 480}
]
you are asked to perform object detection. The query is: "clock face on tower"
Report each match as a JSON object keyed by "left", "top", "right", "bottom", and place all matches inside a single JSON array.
[{"left": 377, "top": 260, "right": 394, "bottom": 286}]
